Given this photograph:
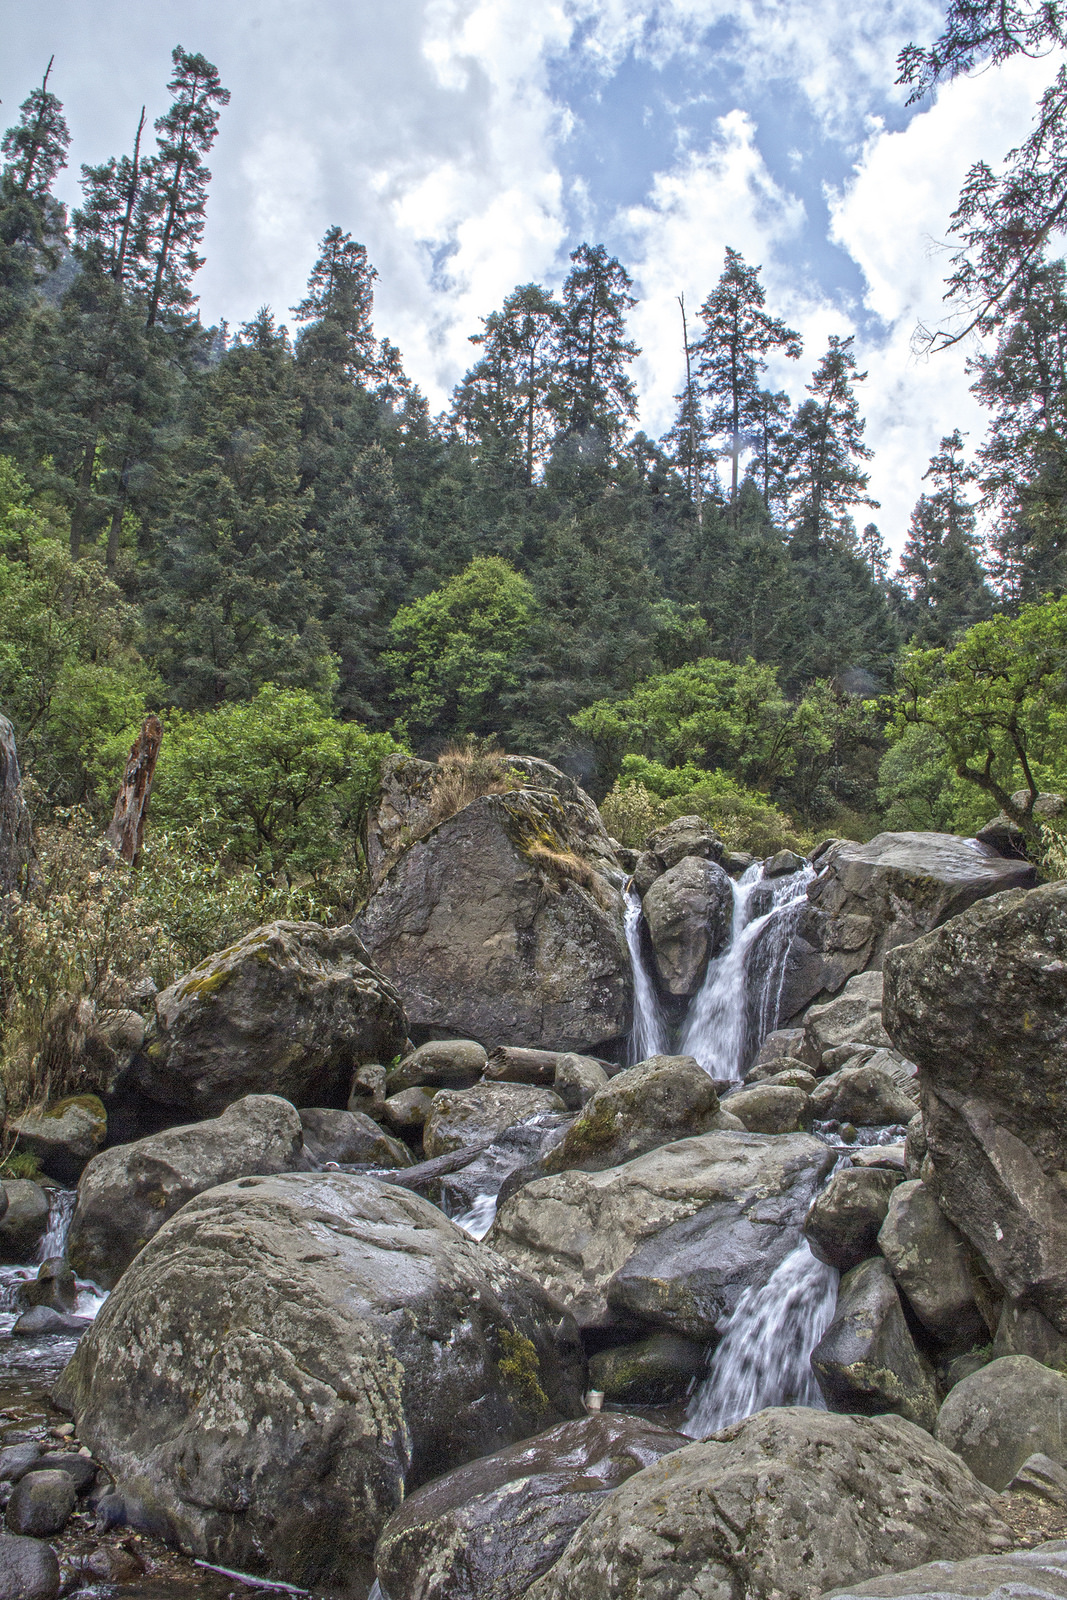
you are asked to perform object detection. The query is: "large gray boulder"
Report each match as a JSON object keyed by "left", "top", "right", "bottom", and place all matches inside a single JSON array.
[
  {"left": 374, "top": 1415, "right": 686, "bottom": 1600},
  {"left": 935, "top": 1355, "right": 1067, "bottom": 1490},
  {"left": 355, "top": 788, "right": 632, "bottom": 1055},
  {"left": 804, "top": 971, "right": 890, "bottom": 1062},
  {"left": 54, "top": 1172, "right": 586, "bottom": 1591},
  {"left": 296, "top": 1107, "right": 412, "bottom": 1169},
  {"left": 0, "top": 1532, "right": 60, "bottom": 1600},
  {"left": 641, "top": 856, "right": 733, "bottom": 995},
  {"left": 525, "top": 1407, "right": 1011, "bottom": 1600},
  {"left": 423, "top": 1082, "right": 566, "bottom": 1158},
  {"left": 67, "top": 1094, "right": 306, "bottom": 1288},
  {"left": 781, "top": 834, "right": 1035, "bottom": 1019},
  {"left": 490, "top": 1130, "right": 835, "bottom": 1328},
  {"left": 804, "top": 1166, "right": 904, "bottom": 1272},
  {"left": 810, "top": 1065, "right": 918, "bottom": 1127},
  {"left": 877, "top": 1179, "right": 985, "bottom": 1348},
  {"left": 818, "top": 1542, "right": 1067, "bottom": 1600},
  {"left": 724, "top": 1082, "right": 811, "bottom": 1133},
  {"left": 386, "top": 1039, "right": 487, "bottom": 1094},
  {"left": 644, "top": 815, "right": 724, "bottom": 870},
  {"left": 6, "top": 1095, "right": 107, "bottom": 1184},
  {"left": 884, "top": 883, "right": 1067, "bottom": 1334},
  {"left": 542, "top": 1056, "right": 720, "bottom": 1175},
  {"left": 0, "top": 1183, "right": 48, "bottom": 1264},
  {"left": 133, "top": 922, "right": 407, "bottom": 1117},
  {"left": 812, "top": 1257, "right": 938, "bottom": 1430}
]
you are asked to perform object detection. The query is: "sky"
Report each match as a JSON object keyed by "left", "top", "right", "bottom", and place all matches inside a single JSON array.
[{"left": 0, "top": 0, "right": 1056, "bottom": 554}]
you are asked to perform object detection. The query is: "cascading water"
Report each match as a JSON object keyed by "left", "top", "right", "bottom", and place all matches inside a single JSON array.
[
  {"left": 36, "top": 1188, "right": 77, "bottom": 1263},
  {"left": 624, "top": 886, "right": 669, "bottom": 1063}
]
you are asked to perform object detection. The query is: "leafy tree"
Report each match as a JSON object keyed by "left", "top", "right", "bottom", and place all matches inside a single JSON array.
[
  {"left": 898, "top": 430, "right": 994, "bottom": 641},
  {"left": 876, "top": 722, "right": 993, "bottom": 835},
  {"left": 553, "top": 243, "right": 638, "bottom": 448}
]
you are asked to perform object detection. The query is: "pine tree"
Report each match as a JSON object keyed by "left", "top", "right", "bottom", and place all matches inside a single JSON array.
[
  {"left": 747, "top": 386, "right": 794, "bottom": 518},
  {"left": 293, "top": 226, "right": 380, "bottom": 381},
  {"left": 787, "top": 335, "right": 878, "bottom": 549},
  {"left": 553, "top": 243, "right": 638, "bottom": 449},
  {"left": 453, "top": 282, "right": 560, "bottom": 486},
  {"left": 899, "top": 430, "right": 994, "bottom": 642}
]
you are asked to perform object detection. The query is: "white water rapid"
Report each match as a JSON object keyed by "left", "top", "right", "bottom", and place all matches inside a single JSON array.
[
  {"left": 624, "top": 886, "right": 669, "bottom": 1063},
  {"left": 36, "top": 1188, "right": 77, "bottom": 1263}
]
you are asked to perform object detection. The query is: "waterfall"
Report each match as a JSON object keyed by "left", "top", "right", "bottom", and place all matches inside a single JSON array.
[
  {"left": 682, "top": 1241, "right": 839, "bottom": 1438},
  {"left": 35, "top": 1189, "right": 77, "bottom": 1263},
  {"left": 681, "top": 863, "right": 813, "bottom": 1082},
  {"left": 454, "top": 1192, "right": 497, "bottom": 1240},
  {"left": 624, "top": 887, "right": 669, "bottom": 1063}
]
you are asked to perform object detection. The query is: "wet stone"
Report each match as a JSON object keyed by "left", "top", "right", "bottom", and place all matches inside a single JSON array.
[
  {"left": 5, "top": 1472, "right": 75, "bottom": 1538},
  {"left": 0, "top": 1533, "right": 60, "bottom": 1600}
]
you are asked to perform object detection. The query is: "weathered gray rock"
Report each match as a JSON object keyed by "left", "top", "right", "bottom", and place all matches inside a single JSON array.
[
  {"left": 6, "top": 1097, "right": 107, "bottom": 1185},
  {"left": 22, "top": 1455, "right": 95, "bottom": 1496},
  {"left": 55, "top": 1172, "right": 586, "bottom": 1590},
  {"left": 935, "top": 1355, "right": 1067, "bottom": 1490},
  {"left": 0, "top": 1532, "right": 59, "bottom": 1600},
  {"left": 10, "top": 1307, "right": 87, "bottom": 1336},
  {"left": 641, "top": 857, "right": 734, "bottom": 995},
  {"left": 492, "top": 1130, "right": 835, "bottom": 1329},
  {"left": 374, "top": 1415, "right": 686, "bottom": 1600},
  {"left": 754, "top": 1027, "right": 815, "bottom": 1069},
  {"left": 805, "top": 971, "right": 889, "bottom": 1061},
  {"left": 812, "top": 1257, "right": 938, "bottom": 1430},
  {"left": 994, "top": 1300, "right": 1067, "bottom": 1369},
  {"left": 16, "top": 1260, "right": 76, "bottom": 1316},
  {"left": 385, "top": 1040, "right": 487, "bottom": 1095},
  {"left": 905, "top": 1112, "right": 927, "bottom": 1178},
  {"left": 645, "top": 815, "right": 724, "bottom": 870},
  {"left": 439, "top": 1113, "right": 574, "bottom": 1216},
  {"left": 884, "top": 883, "right": 1067, "bottom": 1334},
  {"left": 811, "top": 1065, "right": 919, "bottom": 1127},
  {"left": 723, "top": 1083, "right": 811, "bottom": 1134},
  {"left": 818, "top": 1542, "right": 1067, "bottom": 1600},
  {"left": 296, "top": 1108, "right": 412, "bottom": 1169},
  {"left": 553, "top": 1054, "right": 609, "bottom": 1110},
  {"left": 588, "top": 1334, "right": 707, "bottom": 1404},
  {"left": 878, "top": 1180, "right": 985, "bottom": 1348},
  {"left": 0, "top": 1185, "right": 49, "bottom": 1265},
  {"left": 0, "top": 1448, "right": 41, "bottom": 1486},
  {"left": 483, "top": 1047, "right": 564, "bottom": 1086},
  {"left": 542, "top": 1056, "right": 719, "bottom": 1175},
  {"left": 67, "top": 1094, "right": 306, "bottom": 1288},
  {"left": 134, "top": 922, "right": 407, "bottom": 1117},
  {"left": 1008, "top": 1454, "right": 1067, "bottom": 1504},
  {"left": 766, "top": 849, "right": 806, "bottom": 877},
  {"left": 749, "top": 1065, "right": 817, "bottom": 1092},
  {"left": 5, "top": 1475, "right": 74, "bottom": 1539},
  {"left": 804, "top": 1166, "right": 903, "bottom": 1272},
  {"left": 632, "top": 850, "right": 662, "bottom": 898},
  {"left": 423, "top": 1082, "right": 565, "bottom": 1159},
  {"left": 347, "top": 1061, "right": 387, "bottom": 1119},
  {"left": 975, "top": 789, "right": 1065, "bottom": 859},
  {"left": 381, "top": 1086, "right": 437, "bottom": 1134},
  {"left": 525, "top": 1407, "right": 1010, "bottom": 1600}
]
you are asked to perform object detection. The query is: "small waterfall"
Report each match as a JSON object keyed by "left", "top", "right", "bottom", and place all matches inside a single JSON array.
[
  {"left": 36, "top": 1190, "right": 76, "bottom": 1263},
  {"left": 681, "top": 863, "right": 813, "bottom": 1082},
  {"left": 454, "top": 1192, "right": 497, "bottom": 1240},
  {"left": 682, "top": 1242, "right": 839, "bottom": 1438},
  {"left": 624, "top": 887, "right": 669, "bottom": 1063}
]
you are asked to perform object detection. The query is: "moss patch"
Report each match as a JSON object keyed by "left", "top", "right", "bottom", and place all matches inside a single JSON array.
[{"left": 497, "top": 1327, "right": 549, "bottom": 1414}]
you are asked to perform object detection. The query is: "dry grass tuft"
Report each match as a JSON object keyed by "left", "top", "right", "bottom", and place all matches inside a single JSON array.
[
  {"left": 526, "top": 843, "right": 615, "bottom": 910},
  {"left": 420, "top": 741, "right": 525, "bottom": 833}
]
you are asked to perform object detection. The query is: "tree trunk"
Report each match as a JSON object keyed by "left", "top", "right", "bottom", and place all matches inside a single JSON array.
[
  {"left": 105, "top": 715, "right": 163, "bottom": 866},
  {"left": 0, "top": 716, "right": 32, "bottom": 898}
]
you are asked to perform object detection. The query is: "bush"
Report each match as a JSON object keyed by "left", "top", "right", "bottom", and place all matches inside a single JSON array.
[{"left": 601, "top": 757, "right": 813, "bottom": 857}]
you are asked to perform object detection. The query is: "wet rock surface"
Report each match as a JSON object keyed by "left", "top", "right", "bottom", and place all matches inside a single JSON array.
[
  {"left": 804, "top": 1166, "right": 904, "bottom": 1272},
  {"left": 812, "top": 1257, "right": 938, "bottom": 1430},
  {"left": 6, "top": 1099, "right": 107, "bottom": 1186},
  {"left": 818, "top": 1542, "right": 1067, "bottom": 1600},
  {"left": 877, "top": 1179, "right": 985, "bottom": 1348},
  {"left": 424, "top": 1082, "right": 566, "bottom": 1159},
  {"left": 542, "top": 1055, "right": 720, "bottom": 1175},
  {"left": 641, "top": 856, "right": 734, "bottom": 995},
  {"left": 296, "top": 1106, "right": 412, "bottom": 1168}
]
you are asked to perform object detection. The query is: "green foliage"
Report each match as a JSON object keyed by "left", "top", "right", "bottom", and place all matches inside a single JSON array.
[
  {"left": 600, "top": 757, "right": 811, "bottom": 856},
  {"left": 876, "top": 723, "right": 993, "bottom": 835}
]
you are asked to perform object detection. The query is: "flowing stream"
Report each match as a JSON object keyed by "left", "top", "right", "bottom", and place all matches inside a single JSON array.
[{"left": 624, "top": 887, "right": 669, "bottom": 1062}]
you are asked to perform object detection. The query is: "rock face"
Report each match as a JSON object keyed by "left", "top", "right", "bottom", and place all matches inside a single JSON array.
[
  {"left": 55, "top": 1172, "right": 586, "bottom": 1591},
  {"left": 374, "top": 1415, "right": 686, "bottom": 1600},
  {"left": 423, "top": 1082, "right": 566, "bottom": 1159},
  {"left": 6, "top": 1096, "right": 107, "bottom": 1184},
  {"left": 805, "top": 972, "right": 891, "bottom": 1060},
  {"left": 67, "top": 1094, "right": 307, "bottom": 1288},
  {"left": 935, "top": 1355, "right": 1067, "bottom": 1490},
  {"left": 883, "top": 883, "right": 1067, "bottom": 1335},
  {"left": 804, "top": 1166, "right": 904, "bottom": 1272},
  {"left": 817, "top": 1543, "right": 1067, "bottom": 1600},
  {"left": 812, "top": 1257, "right": 938, "bottom": 1431},
  {"left": 524, "top": 1408, "right": 1010, "bottom": 1600},
  {"left": 133, "top": 922, "right": 407, "bottom": 1117},
  {"left": 641, "top": 857, "right": 734, "bottom": 995},
  {"left": 491, "top": 1130, "right": 835, "bottom": 1329},
  {"left": 355, "top": 788, "right": 632, "bottom": 1055},
  {"left": 542, "top": 1056, "right": 719, "bottom": 1176},
  {"left": 877, "top": 1180, "right": 985, "bottom": 1348},
  {"left": 781, "top": 833, "right": 1035, "bottom": 1018}
]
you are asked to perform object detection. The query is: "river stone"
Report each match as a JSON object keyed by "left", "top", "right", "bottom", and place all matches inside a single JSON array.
[
  {"left": 423, "top": 1083, "right": 566, "bottom": 1159},
  {"left": 355, "top": 788, "right": 632, "bottom": 1055},
  {"left": 0, "top": 1185, "right": 49, "bottom": 1265},
  {"left": 812, "top": 1257, "right": 938, "bottom": 1430},
  {"left": 805, "top": 972, "right": 890, "bottom": 1062},
  {"left": 755, "top": 1027, "right": 816, "bottom": 1069},
  {"left": 723, "top": 1083, "right": 811, "bottom": 1134},
  {"left": 935, "top": 1355, "right": 1067, "bottom": 1490},
  {"left": 632, "top": 851, "right": 662, "bottom": 897},
  {"left": 67, "top": 1094, "right": 306, "bottom": 1289},
  {"left": 134, "top": 922, "right": 407, "bottom": 1117},
  {"left": 381, "top": 1086, "right": 437, "bottom": 1133},
  {"left": 542, "top": 1056, "right": 719, "bottom": 1176},
  {"left": 6, "top": 1096, "right": 107, "bottom": 1185},
  {"left": 0, "top": 1447, "right": 41, "bottom": 1485},
  {"left": 641, "top": 857, "right": 734, "bottom": 996},
  {"left": 16, "top": 1260, "right": 76, "bottom": 1316},
  {"left": 54, "top": 1171, "right": 585, "bottom": 1590},
  {"left": 1009, "top": 1454, "right": 1067, "bottom": 1503},
  {"left": 10, "top": 1308, "right": 88, "bottom": 1336},
  {"left": 810, "top": 1065, "right": 918, "bottom": 1126},
  {"left": 994, "top": 1300, "right": 1067, "bottom": 1369},
  {"left": 385, "top": 1040, "right": 487, "bottom": 1095},
  {"left": 22, "top": 1455, "right": 95, "bottom": 1495},
  {"left": 877, "top": 1180, "right": 985, "bottom": 1348},
  {"left": 553, "top": 1054, "right": 610, "bottom": 1110},
  {"left": 819, "top": 1542, "right": 1067, "bottom": 1600},
  {"left": 525, "top": 1406, "right": 1011, "bottom": 1600},
  {"left": 297, "top": 1108, "right": 412, "bottom": 1169},
  {"left": 0, "top": 1533, "right": 60, "bottom": 1600},
  {"left": 492, "top": 1130, "right": 835, "bottom": 1328},
  {"left": 5, "top": 1474, "right": 75, "bottom": 1539},
  {"left": 804, "top": 1166, "right": 903, "bottom": 1272},
  {"left": 588, "top": 1333, "right": 707, "bottom": 1404},
  {"left": 374, "top": 1415, "right": 687, "bottom": 1600},
  {"left": 347, "top": 1062, "right": 387, "bottom": 1119},
  {"left": 750, "top": 1066, "right": 818, "bottom": 1092}
]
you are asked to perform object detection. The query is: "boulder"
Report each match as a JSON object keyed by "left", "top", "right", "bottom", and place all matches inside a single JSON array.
[
  {"left": 1009, "top": 1455, "right": 1067, "bottom": 1503},
  {"left": 355, "top": 787, "right": 631, "bottom": 1056},
  {"left": 541, "top": 1056, "right": 719, "bottom": 1175},
  {"left": 134, "top": 922, "right": 407, "bottom": 1117},
  {"left": 0, "top": 1184, "right": 49, "bottom": 1265},
  {"left": 641, "top": 857, "right": 734, "bottom": 996},
  {"left": 805, "top": 971, "right": 889, "bottom": 1062},
  {"left": 748, "top": 1065, "right": 817, "bottom": 1092},
  {"left": 877, "top": 1180, "right": 985, "bottom": 1348},
  {"left": 524, "top": 1407, "right": 1011, "bottom": 1600},
  {"left": 438, "top": 1115, "right": 573, "bottom": 1217},
  {"left": 296, "top": 1108, "right": 412, "bottom": 1169},
  {"left": 423, "top": 1083, "right": 566, "bottom": 1159},
  {"left": 5, "top": 1474, "right": 74, "bottom": 1538},
  {"left": 385, "top": 1040, "right": 487, "bottom": 1095},
  {"left": 754, "top": 1027, "right": 815, "bottom": 1069},
  {"left": 67, "top": 1094, "right": 306, "bottom": 1289},
  {"left": 975, "top": 789, "right": 1066, "bottom": 859},
  {"left": 810, "top": 1066, "right": 918, "bottom": 1127},
  {"left": 905, "top": 1112, "right": 927, "bottom": 1178},
  {"left": 804, "top": 1166, "right": 904, "bottom": 1272},
  {"left": 381, "top": 1086, "right": 437, "bottom": 1134},
  {"left": 54, "top": 1172, "right": 586, "bottom": 1591},
  {"left": 812, "top": 1257, "right": 938, "bottom": 1431},
  {"left": 722, "top": 1083, "right": 811, "bottom": 1134},
  {"left": 10, "top": 1308, "right": 88, "bottom": 1336},
  {"left": 766, "top": 849, "right": 806, "bottom": 877},
  {"left": 491, "top": 1130, "right": 835, "bottom": 1328},
  {"left": 935, "top": 1355, "right": 1067, "bottom": 1490},
  {"left": 16, "top": 1259, "right": 76, "bottom": 1316},
  {"left": 587, "top": 1334, "right": 706, "bottom": 1404},
  {"left": 883, "top": 883, "right": 1067, "bottom": 1333},
  {"left": 817, "top": 1542, "right": 1067, "bottom": 1600},
  {"left": 632, "top": 851, "right": 662, "bottom": 897},
  {"left": 374, "top": 1415, "right": 686, "bottom": 1600},
  {"left": 994, "top": 1300, "right": 1067, "bottom": 1369},
  {"left": 6, "top": 1096, "right": 106, "bottom": 1184},
  {"left": 644, "top": 816, "right": 724, "bottom": 870},
  {"left": 347, "top": 1062, "right": 387, "bottom": 1119},
  {"left": 553, "top": 1054, "right": 609, "bottom": 1110},
  {"left": 0, "top": 1533, "right": 60, "bottom": 1600},
  {"left": 21, "top": 1455, "right": 95, "bottom": 1495},
  {"left": 0, "top": 1448, "right": 41, "bottom": 1485}
]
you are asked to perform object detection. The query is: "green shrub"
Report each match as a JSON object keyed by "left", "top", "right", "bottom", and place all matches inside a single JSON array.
[{"left": 601, "top": 757, "right": 813, "bottom": 857}]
